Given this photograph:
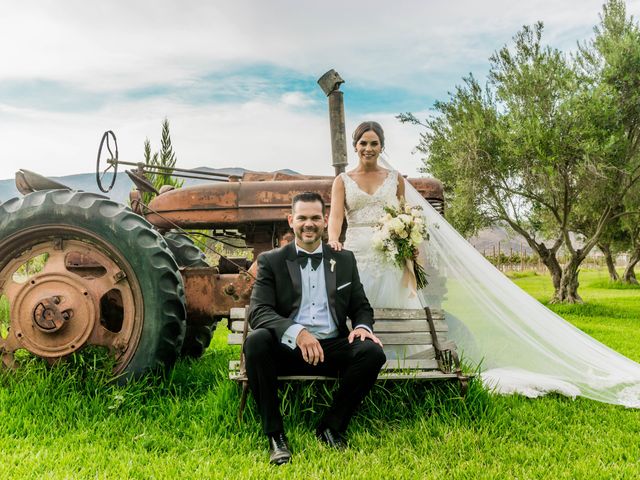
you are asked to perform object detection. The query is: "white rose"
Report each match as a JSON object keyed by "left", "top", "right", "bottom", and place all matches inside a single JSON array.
[
  {"left": 398, "top": 214, "right": 412, "bottom": 225},
  {"left": 410, "top": 230, "right": 424, "bottom": 245},
  {"left": 389, "top": 218, "right": 404, "bottom": 234}
]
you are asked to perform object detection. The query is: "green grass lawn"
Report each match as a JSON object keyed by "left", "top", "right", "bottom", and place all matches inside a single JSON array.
[{"left": 1, "top": 270, "right": 640, "bottom": 479}]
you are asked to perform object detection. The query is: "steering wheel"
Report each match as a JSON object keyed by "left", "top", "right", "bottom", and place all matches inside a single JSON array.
[{"left": 95, "top": 131, "right": 119, "bottom": 193}]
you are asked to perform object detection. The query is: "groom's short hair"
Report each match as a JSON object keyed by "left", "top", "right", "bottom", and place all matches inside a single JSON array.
[{"left": 291, "top": 191, "right": 325, "bottom": 214}]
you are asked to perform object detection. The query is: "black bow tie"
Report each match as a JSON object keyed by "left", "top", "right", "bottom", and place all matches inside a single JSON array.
[{"left": 297, "top": 251, "right": 323, "bottom": 270}]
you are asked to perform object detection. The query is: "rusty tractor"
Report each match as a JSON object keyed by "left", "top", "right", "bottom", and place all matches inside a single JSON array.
[{"left": 0, "top": 71, "right": 444, "bottom": 380}]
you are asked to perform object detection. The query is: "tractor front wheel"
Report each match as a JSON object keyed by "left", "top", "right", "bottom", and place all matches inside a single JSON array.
[{"left": 0, "top": 190, "right": 186, "bottom": 379}]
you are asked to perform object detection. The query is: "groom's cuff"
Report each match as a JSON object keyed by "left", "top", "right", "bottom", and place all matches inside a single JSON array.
[
  {"left": 282, "top": 324, "right": 305, "bottom": 349},
  {"left": 353, "top": 324, "right": 372, "bottom": 334}
]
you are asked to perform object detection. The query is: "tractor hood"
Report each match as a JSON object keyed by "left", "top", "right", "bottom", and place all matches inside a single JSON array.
[{"left": 145, "top": 173, "right": 443, "bottom": 229}]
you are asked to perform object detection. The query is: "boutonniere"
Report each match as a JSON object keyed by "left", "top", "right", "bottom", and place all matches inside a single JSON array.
[{"left": 329, "top": 259, "right": 336, "bottom": 273}]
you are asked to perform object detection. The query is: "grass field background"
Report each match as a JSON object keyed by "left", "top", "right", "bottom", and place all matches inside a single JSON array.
[{"left": 1, "top": 269, "right": 639, "bottom": 479}]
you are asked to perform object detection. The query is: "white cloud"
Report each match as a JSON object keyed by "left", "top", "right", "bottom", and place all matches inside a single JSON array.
[
  {"left": 1, "top": 97, "right": 335, "bottom": 179},
  {"left": 3, "top": 0, "right": 640, "bottom": 181},
  {"left": 3, "top": 0, "right": 634, "bottom": 92},
  {"left": 280, "top": 92, "right": 317, "bottom": 108},
  {"left": 0, "top": 98, "right": 433, "bottom": 181}
]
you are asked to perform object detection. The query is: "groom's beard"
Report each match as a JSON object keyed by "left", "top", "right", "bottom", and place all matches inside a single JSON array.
[{"left": 295, "top": 226, "right": 323, "bottom": 247}]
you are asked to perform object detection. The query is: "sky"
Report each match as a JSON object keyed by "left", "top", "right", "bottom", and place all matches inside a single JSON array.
[{"left": 2, "top": 0, "right": 639, "bottom": 182}]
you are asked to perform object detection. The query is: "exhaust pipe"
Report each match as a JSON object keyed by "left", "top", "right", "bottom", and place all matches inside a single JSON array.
[{"left": 318, "top": 69, "right": 348, "bottom": 176}]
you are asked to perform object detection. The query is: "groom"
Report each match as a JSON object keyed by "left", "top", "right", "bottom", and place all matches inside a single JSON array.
[{"left": 245, "top": 191, "right": 386, "bottom": 465}]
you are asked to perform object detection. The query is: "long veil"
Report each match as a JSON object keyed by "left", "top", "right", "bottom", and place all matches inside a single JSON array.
[{"left": 380, "top": 154, "right": 640, "bottom": 408}]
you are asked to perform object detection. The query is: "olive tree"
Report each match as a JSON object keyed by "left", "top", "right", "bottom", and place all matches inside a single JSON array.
[{"left": 401, "top": 1, "right": 640, "bottom": 302}]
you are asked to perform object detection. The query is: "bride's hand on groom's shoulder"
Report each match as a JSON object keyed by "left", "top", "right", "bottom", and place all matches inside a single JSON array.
[
  {"left": 327, "top": 240, "right": 342, "bottom": 251},
  {"left": 348, "top": 328, "right": 383, "bottom": 347}
]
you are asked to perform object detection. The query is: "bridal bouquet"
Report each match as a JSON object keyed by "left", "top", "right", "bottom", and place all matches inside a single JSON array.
[{"left": 372, "top": 202, "right": 428, "bottom": 290}]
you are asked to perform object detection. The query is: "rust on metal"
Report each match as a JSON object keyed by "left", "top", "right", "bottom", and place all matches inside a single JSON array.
[
  {"left": 126, "top": 170, "right": 159, "bottom": 195},
  {"left": 9, "top": 263, "right": 97, "bottom": 357},
  {"left": 146, "top": 177, "right": 443, "bottom": 229},
  {"left": 129, "top": 190, "right": 144, "bottom": 214},
  {"left": 32, "top": 296, "right": 69, "bottom": 332},
  {"left": 0, "top": 235, "right": 143, "bottom": 373},
  {"left": 113, "top": 270, "right": 126, "bottom": 283},
  {"left": 65, "top": 251, "right": 108, "bottom": 277},
  {"left": 241, "top": 171, "right": 330, "bottom": 182},
  {"left": 318, "top": 69, "right": 348, "bottom": 175},
  {"left": 182, "top": 268, "right": 254, "bottom": 324}
]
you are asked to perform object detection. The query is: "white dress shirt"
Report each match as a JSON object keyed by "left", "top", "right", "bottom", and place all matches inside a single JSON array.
[
  {"left": 281, "top": 243, "right": 372, "bottom": 349},
  {"left": 281, "top": 244, "right": 337, "bottom": 348}
]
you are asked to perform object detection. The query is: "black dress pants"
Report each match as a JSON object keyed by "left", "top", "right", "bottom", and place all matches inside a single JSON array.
[{"left": 244, "top": 329, "right": 386, "bottom": 435}]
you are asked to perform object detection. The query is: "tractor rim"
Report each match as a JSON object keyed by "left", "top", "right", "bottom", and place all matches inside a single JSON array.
[{"left": 0, "top": 226, "right": 144, "bottom": 374}]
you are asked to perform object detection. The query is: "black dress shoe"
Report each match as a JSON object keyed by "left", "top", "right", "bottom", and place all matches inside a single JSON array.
[
  {"left": 268, "top": 432, "right": 292, "bottom": 465},
  {"left": 316, "top": 427, "right": 347, "bottom": 450}
]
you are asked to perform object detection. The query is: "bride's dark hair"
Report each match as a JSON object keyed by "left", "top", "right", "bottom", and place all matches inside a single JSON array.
[{"left": 352, "top": 121, "right": 385, "bottom": 149}]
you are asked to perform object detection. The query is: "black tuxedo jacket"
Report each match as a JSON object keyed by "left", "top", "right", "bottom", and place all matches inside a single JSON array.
[{"left": 248, "top": 242, "right": 374, "bottom": 340}]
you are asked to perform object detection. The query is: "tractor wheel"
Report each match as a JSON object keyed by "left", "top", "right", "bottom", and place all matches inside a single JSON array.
[
  {"left": 0, "top": 190, "right": 186, "bottom": 379},
  {"left": 163, "top": 232, "right": 216, "bottom": 359},
  {"left": 180, "top": 322, "right": 216, "bottom": 359},
  {"left": 164, "top": 232, "right": 207, "bottom": 268}
]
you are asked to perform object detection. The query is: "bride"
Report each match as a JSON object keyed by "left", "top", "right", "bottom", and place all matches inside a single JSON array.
[
  {"left": 328, "top": 121, "right": 423, "bottom": 359},
  {"left": 328, "top": 121, "right": 640, "bottom": 408}
]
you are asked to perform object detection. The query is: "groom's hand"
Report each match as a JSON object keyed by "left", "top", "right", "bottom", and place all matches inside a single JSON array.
[
  {"left": 349, "top": 328, "right": 384, "bottom": 346},
  {"left": 296, "top": 329, "right": 324, "bottom": 365}
]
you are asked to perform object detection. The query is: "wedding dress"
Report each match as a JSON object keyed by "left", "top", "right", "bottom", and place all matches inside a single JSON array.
[
  {"left": 372, "top": 154, "right": 640, "bottom": 408},
  {"left": 341, "top": 169, "right": 425, "bottom": 360}
]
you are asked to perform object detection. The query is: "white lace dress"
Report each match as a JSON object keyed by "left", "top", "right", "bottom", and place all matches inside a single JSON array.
[{"left": 341, "top": 170, "right": 423, "bottom": 359}]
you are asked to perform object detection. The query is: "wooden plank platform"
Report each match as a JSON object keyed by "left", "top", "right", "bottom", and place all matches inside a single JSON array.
[
  {"left": 228, "top": 308, "right": 452, "bottom": 359},
  {"left": 228, "top": 308, "right": 465, "bottom": 379},
  {"left": 228, "top": 307, "right": 471, "bottom": 416}
]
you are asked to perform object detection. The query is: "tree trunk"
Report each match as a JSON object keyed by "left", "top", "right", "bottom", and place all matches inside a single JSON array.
[
  {"left": 502, "top": 221, "right": 563, "bottom": 297},
  {"left": 598, "top": 242, "right": 619, "bottom": 281},
  {"left": 552, "top": 255, "right": 584, "bottom": 304},
  {"left": 624, "top": 268, "right": 638, "bottom": 284},
  {"left": 537, "top": 244, "right": 562, "bottom": 291},
  {"left": 622, "top": 247, "right": 640, "bottom": 284}
]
